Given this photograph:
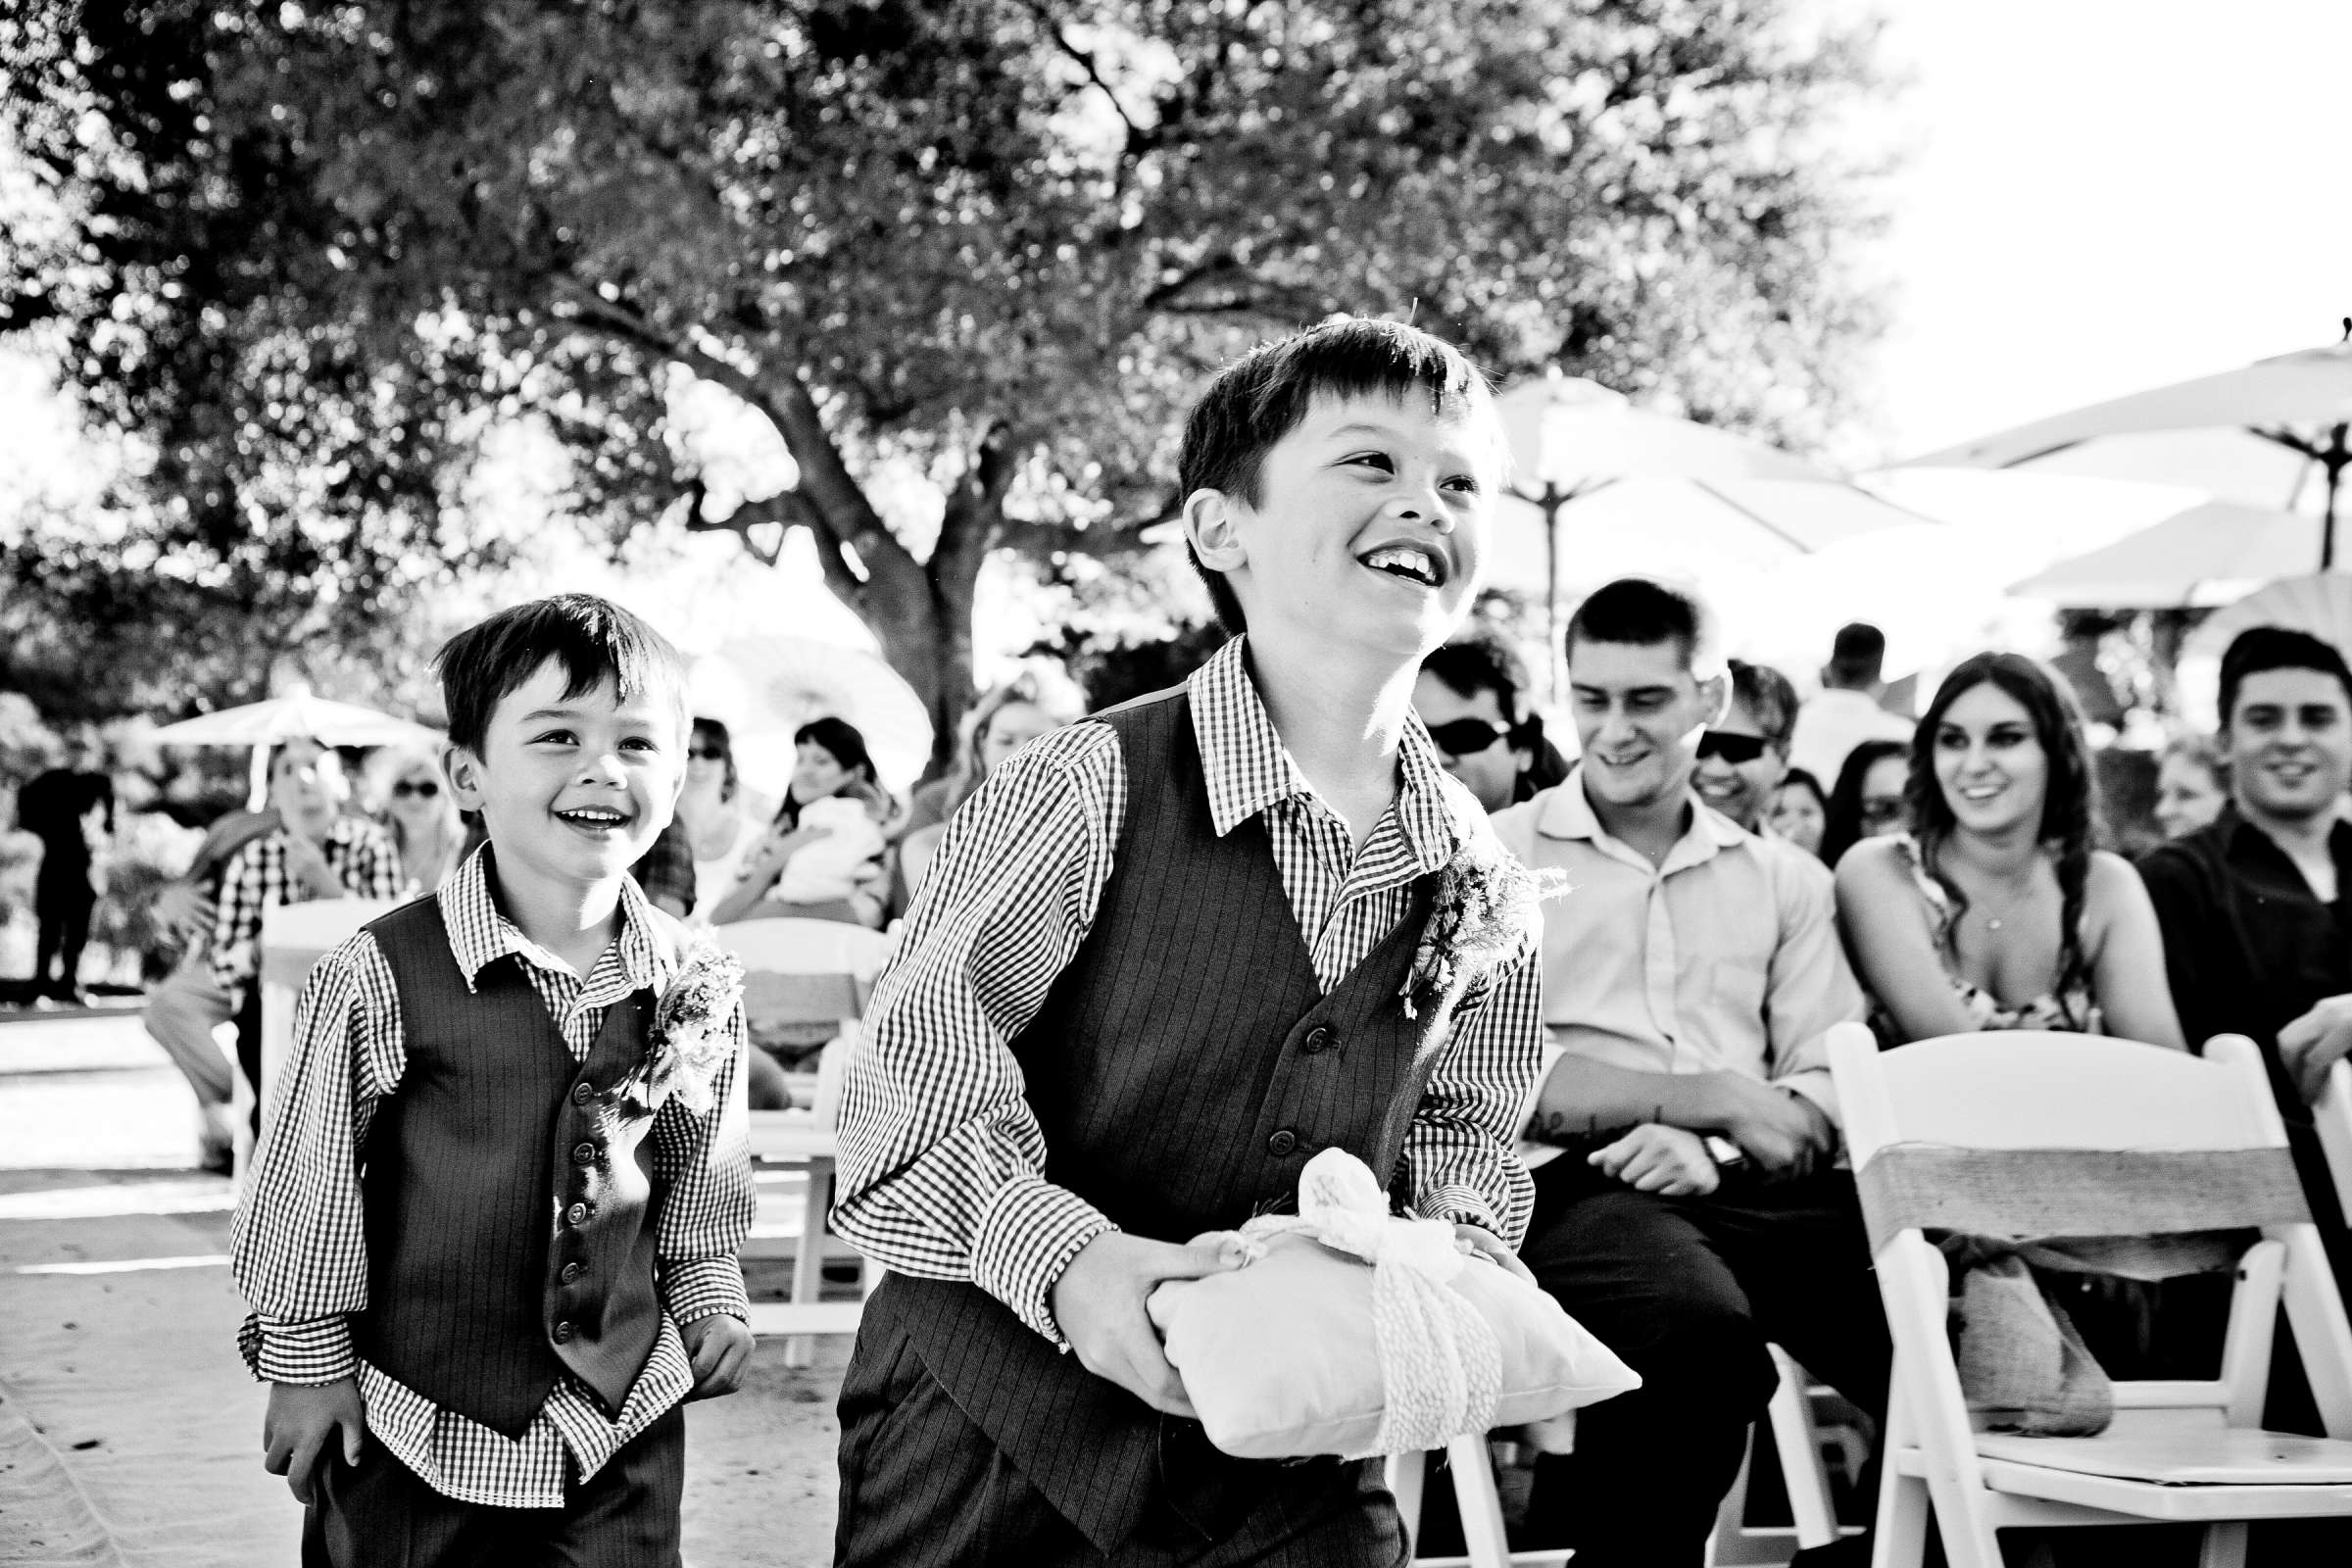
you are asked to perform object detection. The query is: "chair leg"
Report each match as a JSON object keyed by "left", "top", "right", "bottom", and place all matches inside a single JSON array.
[
  {"left": 1766, "top": 1347, "right": 1841, "bottom": 1550},
  {"left": 1446, "top": 1434, "right": 1513, "bottom": 1568},
  {"left": 2198, "top": 1521, "right": 2249, "bottom": 1568},
  {"left": 1874, "top": 1385, "right": 1929, "bottom": 1568},
  {"left": 1384, "top": 1449, "right": 1426, "bottom": 1559},
  {"left": 785, "top": 1156, "right": 830, "bottom": 1369}
]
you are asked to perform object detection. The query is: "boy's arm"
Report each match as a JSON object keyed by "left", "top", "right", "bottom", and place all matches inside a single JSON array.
[
  {"left": 650, "top": 1000, "right": 756, "bottom": 1328},
  {"left": 1400, "top": 938, "right": 1544, "bottom": 1249},
  {"left": 830, "top": 729, "right": 1123, "bottom": 1345},
  {"left": 229, "top": 934, "right": 399, "bottom": 1383}
]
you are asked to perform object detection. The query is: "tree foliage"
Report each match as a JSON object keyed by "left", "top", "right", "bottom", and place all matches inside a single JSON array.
[{"left": 3, "top": 0, "right": 1888, "bottom": 757}]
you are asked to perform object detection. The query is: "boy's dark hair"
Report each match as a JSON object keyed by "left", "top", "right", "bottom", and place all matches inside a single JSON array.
[
  {"left": 1177, "top": 317, "right": 1499, "bottom": 632},
  {"left": 435, "top": 594, "right": 686, "bottom": 755},
  {"left": 2218, "top": 625, "right": 2352, "bottom": 727},
  {"left": 1421, "top": 632, "right": 1530, "bottom": 724},
  {"left": 1728, "top": 659, "right": 1799, "bottom": 750},
  {"left": 1564, "top": 577, "right": 1721, "bottom": 677}
]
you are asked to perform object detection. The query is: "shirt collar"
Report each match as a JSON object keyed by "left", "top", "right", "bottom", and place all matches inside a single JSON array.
[
  {"left": 1187, "top": 635, "right": 1470, "bottom": 864},
  {"left": 438, "top": 844, "right": 671, "bottom": 995},
  {"left": 1533, "top": 767, "right": 1748, "bottom": 865},
  {"left": 2216, "top": 802, "right": 2352, "bottom": 874}
]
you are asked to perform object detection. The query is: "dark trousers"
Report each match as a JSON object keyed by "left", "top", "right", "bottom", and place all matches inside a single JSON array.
[
  {"left": 32, "top": 872, "right": 93, "bottom": 997},
  {"left": 836, "top": 1324, "right": 1408, "bottom": 1568},
  {"left": 236, "top": 980, "right": 265, "bottom": 1139},
  {"left": 1515, "top": 1156, "right": 1891, "bottom": 1568},
  {"left": 300, "top": 1405, "right": 684, "bottom": 1568}
]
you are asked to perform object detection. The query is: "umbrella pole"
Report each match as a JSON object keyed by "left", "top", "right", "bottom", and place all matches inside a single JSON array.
[
  {"left": 2326, "top": 422, "right": 2347, "bottom": 572},
  {"left": 1543, "top": 487, "right": 1566, "bottom": 703}
]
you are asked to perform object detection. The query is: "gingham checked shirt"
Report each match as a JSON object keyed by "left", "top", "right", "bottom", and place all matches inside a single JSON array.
[
  {"left": 834, "top": 635, "right": 1543, "bottom": 1347},
  {"left": 229, "top": 850, "right": 755, "bottom": 1506},
  {"left": 209, "top": 817, "right": 404, "bottom": 1004}
]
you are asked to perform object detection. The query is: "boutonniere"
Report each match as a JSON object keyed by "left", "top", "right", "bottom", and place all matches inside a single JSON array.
[
  {"left": 1400, "top": 835, "right": 1565, "bottom": 1021},
  {"left": 613, "top": 936, "right": 745, "bottom": 1118}
]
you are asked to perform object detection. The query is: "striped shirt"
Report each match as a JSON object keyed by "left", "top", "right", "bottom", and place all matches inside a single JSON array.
[
  {"left": 834, "top": 635, "right": 1543, "bottom": 1347},
  {"left": 209, "top": 817, "right": 404, "bottom": 1002},
  {"left": 229, "top": 849, "right": 755, "bottom": 1507}
]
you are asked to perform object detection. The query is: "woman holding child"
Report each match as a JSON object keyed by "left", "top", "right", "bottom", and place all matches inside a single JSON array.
[
  {"left": 702, "top": 715, "right": 892, "bottom": 927},
  {"left": 1835, "top": 652, "right": 2182, "bottom": 1049}
]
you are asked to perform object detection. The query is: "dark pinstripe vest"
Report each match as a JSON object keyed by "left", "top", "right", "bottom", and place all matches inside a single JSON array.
[
  {"left": 357, "top": 897, "right": 665, "bottom": 1438},
  {"left": 864, "top": 687, "right": 1469, "bottom": 1552}
]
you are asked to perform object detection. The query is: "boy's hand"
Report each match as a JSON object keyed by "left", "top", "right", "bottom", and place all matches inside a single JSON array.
[
  {"left": 1052, "top": 1231, "right": 1238, "bottom": 1417},
  {"left": 681, "top": 1313, "right": 756, "bottom": 1400},
  {"left": 1590, "top": 1123, "right": 1720, "bottom": 1197},
  {"left": 262, "top": 1377, "right": 366, "bottom": 1503},
  {"left": 1453, "top": 1223, "right": 1539, "bottom": 1288}
]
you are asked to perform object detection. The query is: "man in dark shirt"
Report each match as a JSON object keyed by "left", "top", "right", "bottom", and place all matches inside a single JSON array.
[
  {"left": 16, "top": 735, "right": 115, "bottom": 1004},
  {"left": 2139, "top": 626, "right": 2352, "bottom": 1287}
]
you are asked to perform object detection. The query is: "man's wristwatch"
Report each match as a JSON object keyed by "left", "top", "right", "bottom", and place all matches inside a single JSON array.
[{"left": 1702, "top": 1135, "right": 1746, "bottom": 1170}]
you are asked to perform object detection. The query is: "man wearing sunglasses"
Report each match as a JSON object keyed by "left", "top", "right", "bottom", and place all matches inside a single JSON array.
[
  {"left": 1488, "top": 578, "right": 1882, "bottom": 1568},
  {"left": 1414, "top": 633, "right": 1568, "bottom": 813},
  {"left": 1692, "top": 660, "right": 1799, "bottom": 834}
]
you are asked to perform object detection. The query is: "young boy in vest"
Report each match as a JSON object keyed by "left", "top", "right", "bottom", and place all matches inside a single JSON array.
[
  {"left": 832, "top": 318, "right": 1545, "bottom": 1565},
  {"left": 231, "top": 595, "right": 757, "bottom": 1567}
]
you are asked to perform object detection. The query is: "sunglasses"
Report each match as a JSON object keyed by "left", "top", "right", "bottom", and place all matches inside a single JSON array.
[
  {"left": 391, "top": 780, "right": 440, "bottom": 800},
  {"left": 1695, "top": 731, "right": 1772, "bottom": 765},
  {"left": 1424, "top": 718, "right": 1513, "bottom": 757}
]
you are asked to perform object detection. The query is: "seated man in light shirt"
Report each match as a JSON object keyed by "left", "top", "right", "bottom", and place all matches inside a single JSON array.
[{"left": 1491, "top": 577, "right": 1887, "bottom": 1568}]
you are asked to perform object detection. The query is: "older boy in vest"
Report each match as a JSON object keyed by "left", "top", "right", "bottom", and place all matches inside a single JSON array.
[
  {"left": 832, "top": 318, "right": 1545, "bottom": 1566},
  {"left": 232, "top": 595, "right": 757, "bottom": 1567}
]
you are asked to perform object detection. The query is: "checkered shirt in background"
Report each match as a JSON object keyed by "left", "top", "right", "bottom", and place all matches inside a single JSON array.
[{"left": 207, "top": 817, "right": 404, "bottom": 1004}]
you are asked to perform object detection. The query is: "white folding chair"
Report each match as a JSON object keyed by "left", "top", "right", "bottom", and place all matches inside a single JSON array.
[
  {"left": 1385, "top": 1429, "right": 1575, "bottom": 1568},
  {"left": 1829, "top": 1022, "right": 2352, "bottom": 1568},
  {"left": 2316, "top": 1058, "right": 2352, "bottom": 1227},
  {"left": 248, "top": 898, "right": 403, "bottom": 1181},
  {"left": 717, "top": 917, "right": 895, "bottom": 1365},
  {"left": 1706, "top": 1346, "right": 1867, "bottom": 1565}
]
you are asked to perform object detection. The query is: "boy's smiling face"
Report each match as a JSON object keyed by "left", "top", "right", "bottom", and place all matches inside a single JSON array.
[
  {"left": 1190, "top": 390, "right": 1499, "bottom": 660},
  {"left": 445, "top": 658, "right": 686, "bottom": 895}
]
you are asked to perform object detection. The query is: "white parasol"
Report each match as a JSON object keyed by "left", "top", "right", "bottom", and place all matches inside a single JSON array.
[{"left": 689, "top": 638, "right": 932, "bottom": 796}]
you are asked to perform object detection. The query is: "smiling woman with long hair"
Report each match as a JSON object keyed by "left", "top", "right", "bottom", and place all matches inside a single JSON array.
[{"left": 1833, "top": 652, "right": 2183, "bottom": 1049}]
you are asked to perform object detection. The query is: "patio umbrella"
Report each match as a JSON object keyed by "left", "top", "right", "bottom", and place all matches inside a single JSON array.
[
  {"left": 150, "top": 687, "right": 440, "bottom": 809},
  {"left": 2171, "top": 573, "right": 2352, "bottom": 729},
  {"left": 690, "top": 637, "right": 932, "bottom": 796},
  {"left": 1906, "top": 327, "right": 2352, "bottom": 564},
  {"left": 2007, "top": 501, "right": 2325, "bottom": 609},
  {"left": 1494, "top": 370, "right": 1935, "bottom": 694}
]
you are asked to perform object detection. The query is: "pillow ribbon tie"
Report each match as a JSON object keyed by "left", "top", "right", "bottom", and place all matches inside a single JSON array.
[{"left": 1232, "top": 1149, "right": 1504, "bottom": 1456}]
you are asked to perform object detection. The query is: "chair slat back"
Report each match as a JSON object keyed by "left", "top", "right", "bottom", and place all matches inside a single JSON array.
[
  {"left": 715, "top": 916, "right": 893, "bottom": 979},
  {"left": 742, "top": 971, "right": 869, "bottom": 1028},
  {"left": 1831, "top": 1026, "right": 2281, "bottom": 1168},
  {"left": 2317, "top": 1060, "right": 2352, "bottom": 1225}
]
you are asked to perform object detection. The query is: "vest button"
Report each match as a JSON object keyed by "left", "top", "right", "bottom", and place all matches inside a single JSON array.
[
  {"left": 572, "top": 1142, "right": 599, "bottom": 1166},
  {"left": 552, "top": 1320, "right": 574, "bottom": 1344},
  {"left": 1302, "top": 1025, "right": 1335, "bottom": 1054},
  {"left": 565, "top": 1203, "right": 589, "bottom": 1226},
  {"left": 1267, "top": 1129, "right": 1298, "bottom": 1157},
  {"left": 561, "top": 1261, "right": 583, "bottom": 1284},
  {"left": 571, "top": 1081, "right": 595, "bottom": 1105}
]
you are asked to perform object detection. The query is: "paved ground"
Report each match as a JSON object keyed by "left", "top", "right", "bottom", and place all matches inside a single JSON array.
[{"left": 0, "top": 1008, "right": 844, "bottom": 1566}]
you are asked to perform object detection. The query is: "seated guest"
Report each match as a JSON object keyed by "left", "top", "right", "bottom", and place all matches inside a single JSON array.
[
  {"left": 209, "top": 738, "right": 402, "bottom": 1133},
  {"left": 1493, "top": 577, "right": 1886, "bottom": 1568},
  {"left": 1837, "top": 652, "right": 2182, "bottom": 1047},
  {"left": 1790, "top": 619, "right": 1913, "bottom": 784},
  {"left": 2140, "top": 628, "right": 2352, "bottom": 1283},
  {"left": 1820, "top": 737, "right": 1910, "bottom": 866},
  {"left": 706, "top": 715, "right": 891, "bottom": 928},
  {"left": 894, "top": 675, "right": 1080, "bottom": 904},
  {"left": 669, "top": 717, "right": 772, "bottom": 922},
  {"left": 2155, "top": 732, "right": 2230, "bottom": 841},
  {"left": 1769, "top": 766, "right": 1830, "bottom": 858},
  {"left": 1413, "top": 632, "right": 1570, "bottom": 813},
  {"left": 366, "top": 744, "right": 466, "bottom": 896},
  {"left": 1692, "top": 658, "right": 1798, "bottom": 833}
]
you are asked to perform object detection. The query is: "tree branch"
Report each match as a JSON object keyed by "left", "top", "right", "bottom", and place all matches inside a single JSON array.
[{"left": 1015, "top": 0, "right": 1149, "bottom": 156}]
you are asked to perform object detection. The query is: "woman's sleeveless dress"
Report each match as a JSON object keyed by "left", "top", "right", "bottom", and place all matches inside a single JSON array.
[{"left": 1870, "top": 833, "right": 2101, "bottom": 1041}]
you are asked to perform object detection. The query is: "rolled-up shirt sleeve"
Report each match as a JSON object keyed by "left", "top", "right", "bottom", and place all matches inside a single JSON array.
[
  {"left": 830, "top": 727, "right": 1125, "bottom": 1347},
  {"left": 1403, "top": 934, "right": 1542, "bottom": 1246}
]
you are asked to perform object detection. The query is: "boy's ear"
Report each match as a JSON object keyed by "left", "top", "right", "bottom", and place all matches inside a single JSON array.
[
  {"left": 1184, "top": 488, "right": 1248, "bottom": 573},
  {"left": 441, "top": 742, "right": 488, "bottom": 812},
  {"left": 1696, "top": 670, "right": 1732, "bottom": 728}
]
